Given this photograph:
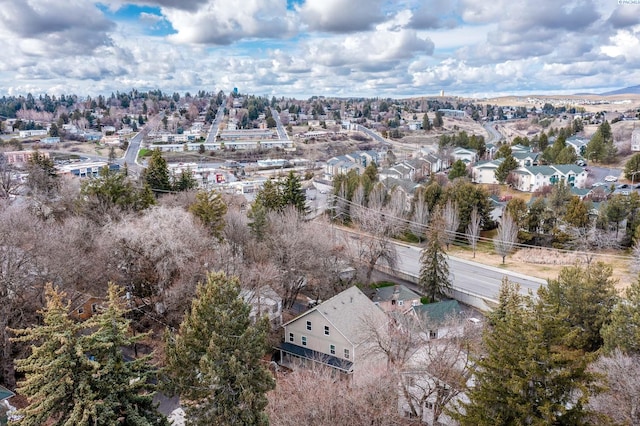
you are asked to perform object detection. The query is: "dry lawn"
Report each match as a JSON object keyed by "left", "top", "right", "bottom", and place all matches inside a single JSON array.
[{"left": 449, "top": 241, "right": 634, "bottom": 291}]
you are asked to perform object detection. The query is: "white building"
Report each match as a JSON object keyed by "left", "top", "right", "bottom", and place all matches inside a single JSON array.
[{"left": 19, "top": 129, "right": 48, "bottom": 138}]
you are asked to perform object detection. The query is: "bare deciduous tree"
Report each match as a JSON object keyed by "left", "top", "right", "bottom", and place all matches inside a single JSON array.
[
  {"left": 466, "top": 206, "right": 481, "bottom": 258},
  {"left": 267, "top": 369, "right": 404, "bottom": 426},
  {"left": 442, "top": 200, "right": 460, "bottom": 250},
  {"left": 368, "top": 182, "right": 386, "bottom": 211},
  {"left": 0, "top": 204, "right": 45, "bottom": 388},
  {"left": 362, "top": 308, "right": 482, "bottom": 425},
  {"left": 588, "top": 350, "right": 640, "bottom": 425},
  {"left": 349, "top": 204, "right": 399, "bottom": 284},
  {"left": 494, "top": 212, "right": 519, "bottom": 264},
  {"left": 400, "top": 319, "right": 480, "bottom": 424},
  {"left": 263, "top": 207, "right": 338, "bottom": 308},
  {"left": 0, "top": 153, "right": 21, "bottom": 199},
  {"left": 411, "top": 191, "right": 430, "bottom": 239},
  {"left": 102, "top": 205, "right": 216, "bottom": 322}
]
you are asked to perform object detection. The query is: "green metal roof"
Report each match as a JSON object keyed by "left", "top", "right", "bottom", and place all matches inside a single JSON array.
[
  {"left": 0, "top": 386, "right": 14, "bottom": 402},
  {"left": 412, "top": 300, "right": 461, "bottom": 325}
]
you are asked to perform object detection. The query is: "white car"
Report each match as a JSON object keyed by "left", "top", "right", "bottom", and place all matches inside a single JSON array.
[{"left": 604, "top": 175, "right": 618, "bottom": 182}]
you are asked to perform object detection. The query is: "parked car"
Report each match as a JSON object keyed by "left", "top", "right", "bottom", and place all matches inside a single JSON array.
[{"left": 604, "top": 175, "right": 618, "bottom": 182}]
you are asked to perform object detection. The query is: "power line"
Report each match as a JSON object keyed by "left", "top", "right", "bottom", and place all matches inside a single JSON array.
[{"left": 327, "top": 194, "right": 636, "bottom": 263}]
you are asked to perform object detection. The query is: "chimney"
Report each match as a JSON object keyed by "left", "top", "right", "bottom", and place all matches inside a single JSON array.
[{"left": 391, "top": 285, "right": 400, "bottom": 306}]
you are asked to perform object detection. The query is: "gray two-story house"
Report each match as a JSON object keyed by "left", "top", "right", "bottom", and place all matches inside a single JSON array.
[{"left": 278, "top": 286, "right": 388, "bottom": 377}]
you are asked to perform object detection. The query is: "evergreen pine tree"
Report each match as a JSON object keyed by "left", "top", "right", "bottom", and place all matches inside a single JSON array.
[
  {"left": 494, "top": 155, "right": 518, "bottom": 184},
  {"left": 422, "top": 113, "right": 432, "bottom": 131},
  {"left": 173, "top": 169, "right": 198, "bottom": 192},
  {"left": 11, "top": 285, "right": 97, "bottom": 425},
  {"left": 540, "top": 262, "right": 618, "bottom": 353},
  {"left": 84, "top": 284, "right": 167, "bottom": 425},
  {"left": 280, "top": 171, "right": 307, "bottom": 213},
  {"left": 254, "top": 179, "right": 283, "bottom": 212},
  {"left": 12, "top": 284, "right": 167, "bottom": 426},
  {"left": 419, "top": 214, "right": 452, "bottom": 303},
  {"left": 601, "top": 278, "right": 640, "bottom": 355},
  {"left": 433, "top": 111, "right": 444, "bottom": 128},
  {"left": 26, "top": 150, "right": 59, "bottom": 196},
  {"left": 164, "top": 272, "right": 275, "bottom": 426},
  {"left": 189, "top": 190, "right": 228, "bottom": 239},
  {"left": 143, "top": 149, "right": 171, "bottom": 194},
  {"left": 452, "top": 279, "right": 597, "bottom": 425}
]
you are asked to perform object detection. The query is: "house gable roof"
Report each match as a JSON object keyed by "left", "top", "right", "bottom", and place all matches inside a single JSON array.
[
  {"left": 373, "top": 284, "right": 421, "bottom": 303},
  {"left": 283, "top": 286, "right": 387, "bottom": 346},
  {"left": 524, "top": 165, "right": 557, "bottom": 176},
  {"left": 551, "top": 164, "right": 585, "bottom": 175}
]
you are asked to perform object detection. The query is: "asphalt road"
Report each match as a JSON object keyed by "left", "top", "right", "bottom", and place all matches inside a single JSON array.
[
  {"left": 270, "top": 107, "right": 289, "bottom": 140},
  {"left": 393, "top": 243, "right": 546, "bottom": 300},
  {"left": 122, "top": 111, "right": 164, "bottom": 175},
  {"left": 205, "top": 105, "right": 225, "bottom": 144},
  {"left": 483, "top": 122, "right": 504, "bottom": 144},
  {"left": 355, "top": 124, "right": 391, "bottom": 147},
  {"left": 334, "top": 227, "right": 545, "bottom": 302}
]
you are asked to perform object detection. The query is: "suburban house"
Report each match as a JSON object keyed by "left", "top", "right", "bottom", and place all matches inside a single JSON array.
[
  {"left": 278, "top": 286, "right": 388, "bottom": 378},
  {"left": 512, "top": 151, "right": 539, "bottom": 167},
  {"left": 241, "top": 285, "right": 283, "bottom": 330},
  {"left": 418, "top": 152, "right": 444, "bottom": 176},
  {"left": 566, "top": 136, "right": 589, "bottom": 156},
  {"left": 324, "top": 150, "right": 381, "bottom": 178},
  {"left": 69, "top": 294, "right": 105, "bottom": 321},
  {"left": 410, "top": 300, "right": 463, "bottom": 340},
  {"left": 451, "top": 147, "right": 478, "bottom": 165},
  {"left": 19, "top": 129, "right": 48, "bottom": 138},
  {"left": 325, "top": 155, "right": 365, "bottom": 177},
  {"left": 56, "top": 161, "right": 120, "bottom": 178},
  {"left": 373, "top": 284, "right": 422, "bottom": 314},
  {"left": 379, "top": 162, "right": 415, "bottom": 181},
  {"left": 471, "top": 159, "right": 502, "bottom": 185},
  {"left": 472, "top": 162, "right": 588, "bottom": 193},
  {"left": 510, "top": 164, "right": 588, "bottom": 193}
]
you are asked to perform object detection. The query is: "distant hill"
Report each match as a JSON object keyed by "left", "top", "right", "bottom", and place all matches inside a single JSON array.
[{"left": 599, "top": 85, "right": 640, "bottom": 96}]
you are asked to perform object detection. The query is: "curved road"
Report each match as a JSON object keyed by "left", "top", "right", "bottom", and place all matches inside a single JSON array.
[{"left": 483, "top": 122, "right": 503, "bottom": 145}]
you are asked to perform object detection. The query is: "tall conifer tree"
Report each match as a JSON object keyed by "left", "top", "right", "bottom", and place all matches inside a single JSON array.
[{"left": 164, "top": 272, "right": 274, "bottom": 425}]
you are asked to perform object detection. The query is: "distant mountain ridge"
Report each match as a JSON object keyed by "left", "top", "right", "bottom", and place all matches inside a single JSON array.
[
  {"left": 599, "top": 85, "right": 640, "bottom": 96},
  {"left": 571, "top": 85, "right": 640, "bottom": 96}
]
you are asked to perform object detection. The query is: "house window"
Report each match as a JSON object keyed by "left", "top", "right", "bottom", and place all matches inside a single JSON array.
[
  {"left": 330, "top": 345, "right": 335, "bottom": 355},
  {"left": 429, "top": 330, "right": 437, "bottom": 339},
  {"left": 306, "top": 320, "right": 312, "bottom": 331},
  {"left": 91, "top": 303, "right": 98, "bottom": 313},
  {"left": 289, "top": 332, "right": 294, "bottom": 342},
  {"left": 344, "top": 349, "right": 350, "bottom": 359},
  {"left": 324, "top": 326, "right": 330, "bottom": 335},
  {"left": 77, "top": 307, "right": 84, "bottom": 314},
  {"left": 398, "top": 300, "right": 404, "bottom": 306},
  {"left": 302, "top": 336, "right": 307, "bottom": 346}
]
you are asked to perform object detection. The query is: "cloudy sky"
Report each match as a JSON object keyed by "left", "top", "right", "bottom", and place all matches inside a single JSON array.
[{"left": 1, "top": 0, "right": 639, "bottom": 98}]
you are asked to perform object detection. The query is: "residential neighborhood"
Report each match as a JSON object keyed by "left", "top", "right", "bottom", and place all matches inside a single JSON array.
[{"left": 1, "top": 87, "right": 640, "bottom": 425}]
